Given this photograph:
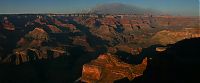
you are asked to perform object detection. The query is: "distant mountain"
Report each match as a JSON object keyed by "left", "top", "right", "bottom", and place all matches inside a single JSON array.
[{"left": 87, "top": 3, "right": 160, "bottom": 15}]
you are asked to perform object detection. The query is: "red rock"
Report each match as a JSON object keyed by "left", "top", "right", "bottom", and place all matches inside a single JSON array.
[
  {"left": 81, "top": 54, "right": 147, "bottom": 83},
  {"left": 34, "top": 18, "right": 47, "bottom": 25},
  {"left": 54, "top": 19, "right": 63, "bottom": 26},
  {"left": 82, "top": 64, "right": 102, "bottom": 82},
  {"left": 151, "top": 28, "right": 200, "bottom": 45},
  {"left": 101, "top": 18, "right": 117, "bottom": 26},
  {"left": 47, "top": 25, "right": 62, "bottom": 33},
  {"left": 120, "top": 19, "right": 130, "bottom": 24},
  {"left": 62, "top": 24, "right": 76, "bottom": 29},
  {"left": 27, "top": 28, "right": 48, "bottom": 41},
  {"left": 2, "top": 17, "right": 15, "bottom": 30}
]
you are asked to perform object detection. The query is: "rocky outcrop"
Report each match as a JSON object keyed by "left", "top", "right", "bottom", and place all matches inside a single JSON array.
[
  {"left": 26, "top": 28, "right": 49, "bottom": 41},
  {"left": 108, "top": 45, "right": 142, "bottom": 55},
  {"left": 47, "top": 25, "right": 62, "bottom": 33},
  {"left": 1, "top": 46, "right": 67, "bottom": 65},
  {"left": 156, "top": 47, "right": 167, "bottom": 52},
  {"left": 1, "top": 17, "right": 15, "bottom": 30},
  {"left": 0, "top": 28, "right": 68, "bottom": 65},
  {"left": 21, "top": 28, "right": 49, "bottom": 47},
  {"left": 151, "top": 28, "right": 200, "bottom": 45},
  {"left": 120, "top": 18, "right": 133, "bottom": 32},
  {"left": 156, "top": 16, "right": 199, "bottom": 27},
  {"left": 72, "top": 36, "right": 94, "bottom": 52},
  {"left": 62, "top": 24, "right": 78, "bottom": 32},
  {"left": 81, "top": 53, "right": 147, "bottom": 83}
]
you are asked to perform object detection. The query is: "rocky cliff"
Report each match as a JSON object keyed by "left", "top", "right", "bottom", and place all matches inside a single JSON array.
[
  {"left": 151, "top": 28, "right": 200, "bottom": 45},
  {"left": 1, "top": 28, "right": 68, "bottom": 65},
  {"left": 81, "top": 53, "right": 147, "bottom": 83}
]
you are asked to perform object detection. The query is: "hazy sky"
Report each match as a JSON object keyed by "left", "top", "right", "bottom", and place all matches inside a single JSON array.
[{"left": 0, "top": 0, "right": 199, "bottom": 16}]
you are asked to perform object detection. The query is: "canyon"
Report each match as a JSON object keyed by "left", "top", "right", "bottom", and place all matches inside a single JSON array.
[{"left": 0, "top": 14, "right": 199, "bottom": 83}]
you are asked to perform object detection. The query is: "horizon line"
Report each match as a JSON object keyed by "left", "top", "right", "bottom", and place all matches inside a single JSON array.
[{"left": 0, "top": 13, "right": 199, "bottom": 17}]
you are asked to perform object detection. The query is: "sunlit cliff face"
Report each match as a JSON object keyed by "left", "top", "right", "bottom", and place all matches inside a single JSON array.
[{"left": 81, "top": 54, "right": 147, "bottom": 83}]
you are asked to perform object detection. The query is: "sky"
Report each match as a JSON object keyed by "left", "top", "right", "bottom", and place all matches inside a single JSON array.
[{"left": 0, "top": 0, "right": 199, "bottom": 16}]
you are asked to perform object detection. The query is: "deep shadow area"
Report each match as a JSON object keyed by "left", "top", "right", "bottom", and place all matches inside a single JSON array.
[
  {"left": 0, "top": 28, "right": 24, "bottom": 58},
  {"left": 115, "top": 50, "right": 140, "bottom": 64},
  {"left": 62, "top": 17, "right": 108, "bottom": 47},
  {"left": 115, "top": 38, "right": 200, "bottom": 83},
  {"left": 0, "top": 45, "right": 107, "bottom": 83}
]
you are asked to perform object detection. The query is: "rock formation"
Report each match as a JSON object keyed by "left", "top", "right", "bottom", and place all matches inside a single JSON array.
[
  {"left": 1, "top": 28, "right": 68, "bottom": 65},
  {"left": 26, "top": 28, "right": 49, "bottom": 40},
  {"left": 81, "top": 53, "right": 147, "bottom": 83},
  {"left": 0, "top": 14, "right": 199, "bottom": 83},
  {"left": 1, "top": 17, "right": 15, "bottom": 30},
  {"left": 47, "top": 25, "right": 62, "bottom": 33},
  {"left": 151, "top": 28, "right": 200, "bottom": 45}
]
